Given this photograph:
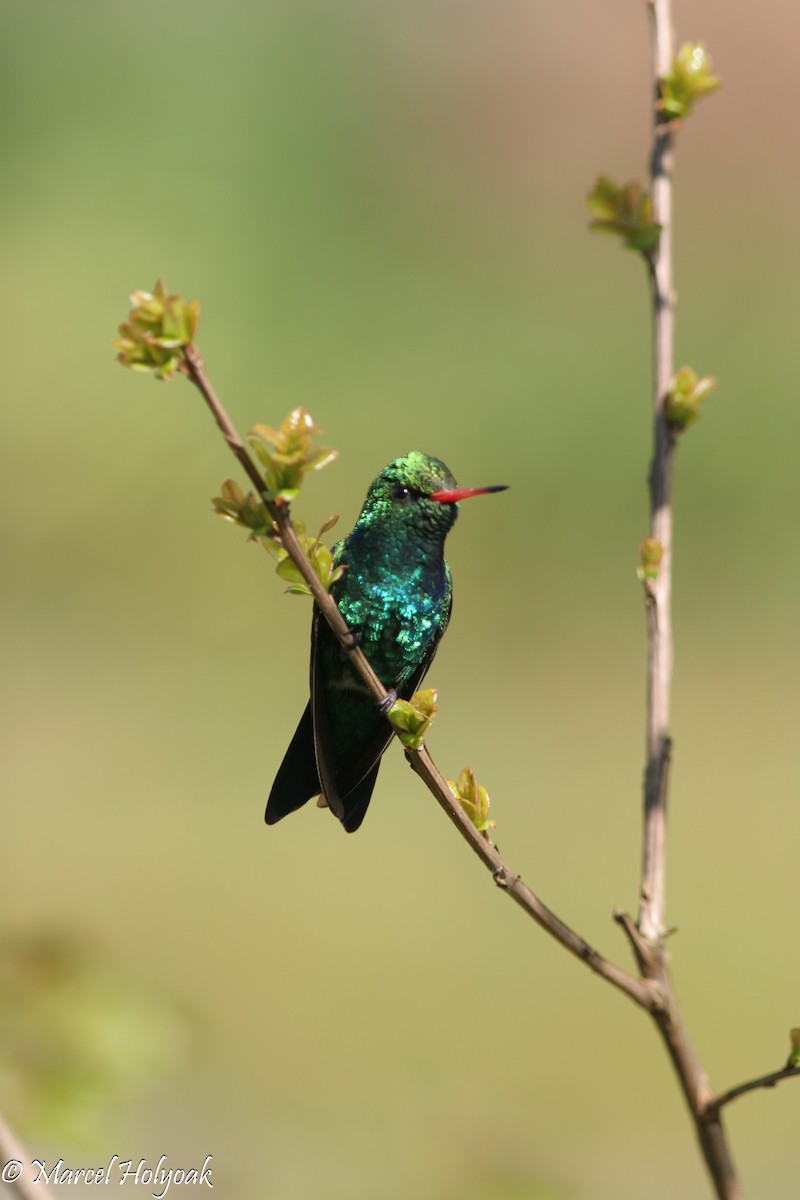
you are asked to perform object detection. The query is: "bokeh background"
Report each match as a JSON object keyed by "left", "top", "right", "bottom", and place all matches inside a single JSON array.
[{"left": 2, "top": 2, "right": 798, "bottom": 1197}]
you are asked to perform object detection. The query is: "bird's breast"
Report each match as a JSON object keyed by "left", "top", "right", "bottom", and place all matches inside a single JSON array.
[{"left": 333, "top": 560, "right": 448, "bottom": 689}]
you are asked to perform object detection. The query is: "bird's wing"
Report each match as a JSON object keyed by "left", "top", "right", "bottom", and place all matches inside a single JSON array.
[
  {"left": 311, "top": 588, "right": 452, "bottom": 831},
  {"left": 310, "top": 605, "right": 383, "bottom": 824},
  {"left": 339, "top": 762, "right": 381, "bottom": 833},
  {"left": 264, "top": 701, "right": 321, "bottom": 824}
]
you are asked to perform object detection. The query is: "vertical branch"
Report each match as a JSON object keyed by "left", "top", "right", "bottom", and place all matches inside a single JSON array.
[
  {"left": 632, "top": 8, "right": 744, "bottom": 1195},
  {"left": 639, "top": 0, "right": 677, "bottom": 943}
]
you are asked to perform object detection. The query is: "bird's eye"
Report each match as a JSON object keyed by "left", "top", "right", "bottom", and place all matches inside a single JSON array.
[{"left": 389, "top": 484, "right": 415, "bottom": 504}]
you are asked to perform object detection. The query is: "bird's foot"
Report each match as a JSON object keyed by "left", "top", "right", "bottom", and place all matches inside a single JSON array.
[
  {"left": 339, "top": 628, "right": 362, "bottom": 659},
  {"left": 378, "top": 689, "right": 398, "bottom": 715}
]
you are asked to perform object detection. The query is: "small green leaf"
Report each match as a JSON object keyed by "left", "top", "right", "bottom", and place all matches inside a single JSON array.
[
  {"left": 665, "top": 366, "right": 717, "bottom": 431},
  {"left": 260, "top": 517, "right": 345, "bottom": 596},
  {"left": 211, "top": 482, "right": 273, "bottom": 538},
  {"left": 785, "top": 1028, "right": 800, "bottom": 1070},
  {"left": 247, "top": 408, "right": 337, "bottom": 502},
  {"left": 317, "top": 512, "right": 340, "bottom": 539},
  {"left": 387, "top": 688, "right": 438, "bottom": 749},
  {"left": 275, "top": 557, "right": 307, "bottom": 586},
  {"left": 637, "top": 537, "right": 664, "bottom": 584},
  {"left": 114, "top": 279, "right": 199, "bottom": 379},
  {"left": 587, "top": 176, "right": 661, "bottom": 256},
  {"left": 447, "top": 766, "right": 495, "bottom": 833},
  {"left": 659, "top": 44, "right": 722, "bottom": 123},
  {"left": 220, "top": 479, "right": 246, "bottom": 505}
]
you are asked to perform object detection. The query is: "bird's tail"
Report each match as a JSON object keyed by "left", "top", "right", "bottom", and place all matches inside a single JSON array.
[
  {"left": 265, "top": 703, "right": 321, "bottom": 824},
  {"left": 340, "top": 763, "right": 381, "bottom": 833}
]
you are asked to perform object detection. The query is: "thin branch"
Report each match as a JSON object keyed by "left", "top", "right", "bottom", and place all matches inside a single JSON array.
[
  {"left": 408, "top": 746, "right": 656, "bottom": 1009},
  {"left": 183, "top": 346, "right": 266, "bottom": 497},
  {"left": 707, "top": 1066, "right": 800, "bottom": 1116},
  {"left": 0, "top": 1112, "right": 54, "bottom": 1200},
  {"left": 183, "top": 344, "right": 385, "bottom": 698},
  {"left": 639, "top": 0, "right": 677, "bottom": 946},
  {"left": 632, "top": 7, "right": 744, "bottom": 1198},
  {"left": 181, "top": 344, "right": 653, "bottom": 1011}
]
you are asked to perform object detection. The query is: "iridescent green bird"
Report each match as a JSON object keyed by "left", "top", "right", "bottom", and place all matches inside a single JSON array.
[{"left": 266, "top": 452, "right": 506, "bottom": 832}]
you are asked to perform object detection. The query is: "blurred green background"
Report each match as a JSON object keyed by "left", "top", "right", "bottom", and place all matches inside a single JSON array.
[{"left": 1, "top": 1, "right": 798, "bottom": 1197}]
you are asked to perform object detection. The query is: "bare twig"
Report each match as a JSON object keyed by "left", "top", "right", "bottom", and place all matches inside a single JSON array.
[
  {"left": 0, "top": 1112, "right": 54, "bottom": 1200},
  {"left": 408, "top": 746, "right": 656, "bottom": 1008},
  {"left": 707, "top": 1066, "right": 800, "bottom": 1116}
]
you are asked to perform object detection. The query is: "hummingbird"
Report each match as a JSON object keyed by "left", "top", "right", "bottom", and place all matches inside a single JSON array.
[{"left": 265, "top": 451, "right": 507, "bottom": 833}]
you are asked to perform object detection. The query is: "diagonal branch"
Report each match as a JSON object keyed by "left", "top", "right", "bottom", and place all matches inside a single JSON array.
[
  {"left": 408, "top": 745, "right": 656, "bottom": 1008},
  {"left": 181, "top": 343, "right": 653, "bottom": 1011},
  {"left": 182, "top": 345, "right": 387, "bottom": 701}
]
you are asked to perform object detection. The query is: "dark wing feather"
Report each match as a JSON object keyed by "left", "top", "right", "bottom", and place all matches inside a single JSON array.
[
  {"left": 340, "top": 762, "right": 381, "bottom": 833},
  {"left": 264, "top": 702, "right": 321, "bottom": 824}
]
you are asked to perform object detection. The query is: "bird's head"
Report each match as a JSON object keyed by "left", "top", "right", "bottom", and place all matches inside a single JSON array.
[{"left": 356, "top": 452, "right": 507, "bottom": 545}]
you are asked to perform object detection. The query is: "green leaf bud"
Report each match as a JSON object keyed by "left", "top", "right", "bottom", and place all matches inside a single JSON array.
[
  {"left": 387, "top": 688, "right": 439, "bottom": 749},
  {"left": 665, "top": 366, "right": 717, "bottom": 431},
  {"left": 587, "top": 177, "right": 662, "bottom": 257},
  {"left": 659, "top": 44, "right": 722, "bottom": 124},
  {"left": 447, "top": 766, "right": 496, "bottom": 833}
]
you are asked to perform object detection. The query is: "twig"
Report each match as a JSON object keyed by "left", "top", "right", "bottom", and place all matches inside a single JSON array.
[
  {"left": 408, "top": 746, "right": 656, "bottom": 1008},
  {"left": 707, "top": 1066, "right": 800, "bottom": 1116},
  {"left": 631, "top": 6, "right": 744, "bottom": 1198},
  {"left": 181, "top": 345, "right": 653, "bottom": 1010},
  {"left": 0, "top": 1112, "right": 54, "bottom": 1200},
  {"left": 639, "top": 0, "right": 677, "bottom": 946}
]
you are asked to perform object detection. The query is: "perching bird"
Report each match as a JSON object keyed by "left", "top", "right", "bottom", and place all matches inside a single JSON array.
[{"left": 265, "top": 451, "right": 506, "bottom": 832}]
